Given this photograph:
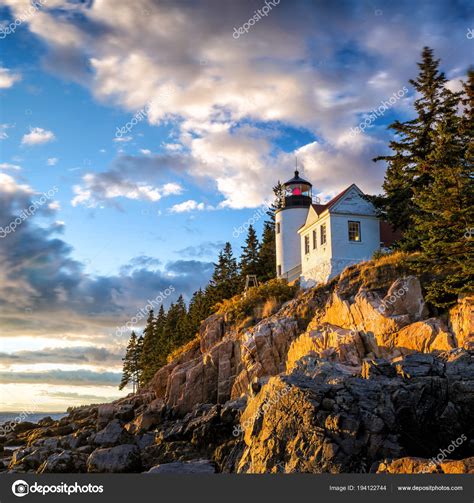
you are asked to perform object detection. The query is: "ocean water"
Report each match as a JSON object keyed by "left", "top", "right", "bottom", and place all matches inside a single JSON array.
[{"left": 0, "top": 412, "right": 66, "bottom": 426}]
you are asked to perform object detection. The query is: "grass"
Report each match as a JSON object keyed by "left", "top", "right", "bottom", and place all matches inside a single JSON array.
[
  {"left": 335, "top": 251, "right": 416, "bottom": 300},
  {"left": 216, "top": 279, "right": 298, "bottom": 329},
  {"left": 166, "top": 336, "right": 200, "bottom": 363}
]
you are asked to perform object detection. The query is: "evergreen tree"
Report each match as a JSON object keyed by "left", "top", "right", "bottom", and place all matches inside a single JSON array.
[
  {"left": 119, "top": 331, "right": 142, "bottom": 392},
  {"left": 187, "top": 288, "right": 212, "bottom": 337},
  {"left": 240, "top": 225, "right": 260, "bottom": 283},
  {"left": 206, "top": 242, "right": 240, "bottom": 304},
  {"left": 258, "top": 221, "right": 276, "bottom": 282},
  {"left": 413, "top": 69, "right": 474, "bottom": 306},
  {"left": 374, "top": 47, "right": 459, "bottom": 250},
  {"left": 269, "top": 181, "right": 285, "bottom": 217},
  {"left": 139, "top": 307, "right": 171, "bottom": 385},
  {"left": 165, "top": 296, "right": 188, "bottom": 351}
]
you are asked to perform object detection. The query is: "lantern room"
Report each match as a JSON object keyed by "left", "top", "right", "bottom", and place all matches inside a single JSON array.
[{"left": 282, "top": 170, "right": 312, "bottom": 208}]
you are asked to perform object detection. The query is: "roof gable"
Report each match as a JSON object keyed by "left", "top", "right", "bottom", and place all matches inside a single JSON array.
[
  {"left": 298, "top": 205, "right": 319, "bottom": 233},
  {"left": 328, "top": 184, "right": 376, "bottom": 216}
]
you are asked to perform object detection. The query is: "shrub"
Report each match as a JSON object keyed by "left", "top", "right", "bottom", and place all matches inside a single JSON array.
[{"left": 216, "top": 279, "right": 298, "bottom": 327}]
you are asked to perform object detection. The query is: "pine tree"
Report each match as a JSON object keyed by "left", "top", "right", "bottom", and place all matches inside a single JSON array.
[
  {"left": 269, "top": 181, "right": 285, "bottom": 215},
  {"left": 187, "top": 288, "right": 212, "bottom": 337},
  {"left": 413, "top": 69, "right": 474, "bottom": 306},
  {"left": 119, "top": 331, "right": 142, "bottom": 392},
  {"left": 374, "top": 47, "right": 459, "bottom": 250},
  {"left": 240, "top": 225, "right": 260, "bottom": 283},
  {"left": 154, "top": 304, "right": 168, "bottom": 358},
  {"left": 139, "top": 307, "right": 172, "bottom": 385},
  {"left": 206, "top": 242, "right": 240, "bottom": 304},
  {"left": 258, "top": 221, "right": 276, "bottom": 281},
  {"left": 165, "top": 296, "right": 188, "bottom": 351},
  {"left": 135, "top": 335, "right": 144, "bottom": 387}
]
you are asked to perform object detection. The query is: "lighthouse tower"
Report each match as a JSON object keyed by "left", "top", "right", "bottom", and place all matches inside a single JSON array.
[{"left": 275, "top": 170, "right": 312, "bottom": 281}]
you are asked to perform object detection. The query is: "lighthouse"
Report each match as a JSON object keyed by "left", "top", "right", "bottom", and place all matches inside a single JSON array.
[{"left": 275, "top": 170, "right": 312, "bottom": 281}]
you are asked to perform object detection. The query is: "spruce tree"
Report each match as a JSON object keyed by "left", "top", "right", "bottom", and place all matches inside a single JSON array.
[
  {"left": 374, "top": 47, "right": 459, "bottom": 250},
  {"left": 187, "top": 288, "right": 212, "bottom": 336},
  {"left": 119, "top": 331, "right": 141, "bottom": 392},
  {"left": 206, "top": 242, "right": 240, "bottom": 304},
  {"left": 258, "top": 221, "right": 276, "bottom": 281},
  {"left": 240, "top": 225, "right": 260, "bottom": 283},
  {"left": 264, "top": 180, "right": 284, "bottom": 227},
  {"left": 413, "top": 69, "right": 474, "bottom": 306},
  {"left": 154, "top": 304, "right": 168, "bottom": 358},
  {"left": 165, "top": 296, "right": 188, "bottom": 351},
  {"left": 139, "top": 310, "right": 155, "bottom": 385}
]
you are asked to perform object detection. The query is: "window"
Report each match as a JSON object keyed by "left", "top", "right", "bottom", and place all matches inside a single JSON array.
[
  {"left": 320, "top": 223, "right": 327, "bottom": 245},
  {"left": 304, "top": 235, "right": 310, "bottom": 254},
  {"left": 276, "top": 222, "right": 280, "bottom": 234},
  {"left": 348, "top": 221, "right": 361, "bottom": 242},
  {"left": 277, "top": 265, "right": 282, "bottom": 276},
  {"left": 312, "top": 229, "right": 317, "bottom": 249}
]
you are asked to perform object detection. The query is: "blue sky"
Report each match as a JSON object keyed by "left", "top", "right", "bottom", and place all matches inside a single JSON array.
[{"left": 0, "top": 0, "right": 472, "bottom": 411}]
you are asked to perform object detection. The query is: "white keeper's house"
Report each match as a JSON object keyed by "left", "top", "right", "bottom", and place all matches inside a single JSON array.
[{"left": 275, "top": 170, "right": 398, "bottom": 287}]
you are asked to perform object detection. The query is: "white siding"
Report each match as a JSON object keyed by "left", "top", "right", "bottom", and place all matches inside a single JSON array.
[
  {"left": 275, "top": 207, "right": 308, "bottom": 277},
  {"left": 300, "top": 214, "right": 380, "bottom": 287}
]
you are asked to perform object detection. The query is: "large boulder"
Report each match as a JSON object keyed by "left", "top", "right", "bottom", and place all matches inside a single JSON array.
[
  {"left": 93, "top": 420, "right": 131, "bottom": 447},
  {"left": 200, "top": 314, "right": 225, "bottom": 354},
  {"left": 37, "top": 450, "right": 87, "bottom": 473},
  {"left": 376, "top": 318, "right": 455, "bottom": 358},
  {"left": 125, "top": 399, "right": 165, "bottom": 435},
  {"left": 236, "top": 351, "right": 474, "bottom": 473},
  {"left": 286, "top": 324, "right": 366, "bottom": 370},
  {"left": 87, "top": 445, "right": 141, "bottom": 473},
  {"left": 320, "top": 277, "right": 428, "bottom": 339},
  {"left": 231, "top": 317, "right": 300, "bottom": 399}
]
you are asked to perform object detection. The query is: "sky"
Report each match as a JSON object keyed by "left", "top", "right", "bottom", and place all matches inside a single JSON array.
[{"left": 0, "top": 0, "right": 472, "bottom": 412}]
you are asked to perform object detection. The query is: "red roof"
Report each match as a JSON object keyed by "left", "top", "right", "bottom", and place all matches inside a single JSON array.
[{"left": 311, "top": 185, "right": 354, "bottom": 215}]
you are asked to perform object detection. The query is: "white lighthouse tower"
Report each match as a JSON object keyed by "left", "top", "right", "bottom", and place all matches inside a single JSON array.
[{"left": 275, "top": 170, "right": 313, "bottom": 282}]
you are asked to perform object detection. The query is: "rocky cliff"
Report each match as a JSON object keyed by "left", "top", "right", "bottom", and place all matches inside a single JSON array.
[{"left": 2, "top": 258, "right": 473, "bottom": 474}]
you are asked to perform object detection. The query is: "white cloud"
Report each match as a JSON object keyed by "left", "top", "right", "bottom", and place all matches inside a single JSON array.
[
  {"left": 71, "top": 173, "right": 183, "bottom": 208},
  {"left": 140, "top": 149, "right": 151, "bottom": 155},
  {"left": 21, "top": 127, "right": 56, "bottom": 146},
  {"left": 0, "top": 67, "right": 21, "bottom": 89},
  {"left": 48, "top": 201, "right": 61, "bottom": 211},
  {"left": 0, "top": 124, "right": 13, "bottom": 140},
  {"left": 164, "top": 143, "right": 183, "bottom": 152},
  {"left": 3, "top": 0, "right": 470, "bottom": 206},
  {"left": 47, "top": 157, "right": 58, "bottom": 166},
  {"left": 0, "top": 163, "right": 21, "bottom": 171},
  {"left": 170, "top": 199, "right": 206, "bottom": 213}
]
